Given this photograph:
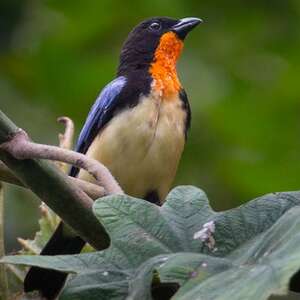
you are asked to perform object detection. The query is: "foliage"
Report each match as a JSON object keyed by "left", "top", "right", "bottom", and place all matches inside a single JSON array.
[
  {"left": 2, "top": 0, "right": 300, "bottom": 298},
  {"left": 2, "top": 0, "right": 300, "bottom": 214},
  {"left": 18, "top": 203, "right": 93, "bottom": 255},
  {"left": 18, "top": 204, "right": 60, "bottom": 255},
  {"left": 2, "top": 186, "right": 300, "bottom": 299}
]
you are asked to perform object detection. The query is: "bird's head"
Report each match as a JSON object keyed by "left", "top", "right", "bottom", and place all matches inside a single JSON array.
[{"left": 117, "top": 17, "right": 202, "bottom": 78}]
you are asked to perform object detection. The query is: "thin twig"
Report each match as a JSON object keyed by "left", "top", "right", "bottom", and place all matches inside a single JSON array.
[
  {"left": 0, "top": 182, "right": 9, "bottom": 300},
  {"left": 0, "top": 160, "right": 105, "bottom": 200},
  {"left": 0, "top": 130, "right": 123, "bottom": 195},
  {"left": 57, "top": 117, "right": 75, "bottom": 173}
]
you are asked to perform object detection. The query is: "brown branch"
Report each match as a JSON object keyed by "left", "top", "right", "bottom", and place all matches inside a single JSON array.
[
  {"left": 0, "top": 160, "right": 105, "bottom": 200},
  {"left": 0, "top": 110, "right": 110, "bottom": 250},
  {"left": 57, "top": 117, "right": 75, "bottom": 173},
  {"left": 0, "top": 129, "right": 123, "bottom": 195}
]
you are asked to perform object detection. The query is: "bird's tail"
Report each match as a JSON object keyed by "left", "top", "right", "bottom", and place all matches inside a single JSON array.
[{"left": 24, "top": 222, "right": 85, "bottom": 300}]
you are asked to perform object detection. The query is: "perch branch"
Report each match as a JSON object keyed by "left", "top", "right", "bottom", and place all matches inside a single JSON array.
[
  {"left": 0, "top": 130, "right": 123, "bottom": 195},
  {"left": 0, "top": 161, "right": 105, "bottom": 200},
  {"left": 0, "top": 110, "right": 110, "bottom": 250},
  {"left": 57, "top": 116, "right": 75, "bottom": 172}
]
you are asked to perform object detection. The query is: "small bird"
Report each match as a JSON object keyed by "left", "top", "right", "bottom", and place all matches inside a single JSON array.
[{"left": 24, "top": 16, "right": 202, "bottom": 299}]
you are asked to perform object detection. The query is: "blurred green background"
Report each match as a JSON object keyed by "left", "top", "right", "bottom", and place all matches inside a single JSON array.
[{"left": 1, "top": 0, "right": 300, "bottom": 252}]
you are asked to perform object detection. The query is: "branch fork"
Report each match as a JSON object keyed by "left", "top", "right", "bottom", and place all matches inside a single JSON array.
[{"left": 0, "top": 129, "right": 123, "bottom": 195}]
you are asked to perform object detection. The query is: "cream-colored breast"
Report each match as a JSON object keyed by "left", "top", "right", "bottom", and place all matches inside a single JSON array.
[{"left": 78, "top": 91, "right": 187, "bottom": 202}]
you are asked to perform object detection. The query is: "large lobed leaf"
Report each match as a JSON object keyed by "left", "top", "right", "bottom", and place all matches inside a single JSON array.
[{"left": 2, "top": 186, "right": 300, "bottom": 299}]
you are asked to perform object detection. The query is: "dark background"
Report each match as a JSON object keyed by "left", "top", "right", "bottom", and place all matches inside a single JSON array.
[{"left": 1, "top": 0, "right": 300, "bottom": 251}]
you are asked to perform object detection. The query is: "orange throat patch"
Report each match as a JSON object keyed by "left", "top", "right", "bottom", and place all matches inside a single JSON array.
[{"left": 149, "top": 32, "right": 184, "bottom": 100}]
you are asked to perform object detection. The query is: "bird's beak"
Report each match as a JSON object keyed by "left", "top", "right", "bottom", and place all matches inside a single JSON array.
[{"left": 172, "top": 17, "right": 203, "bottom": 39}]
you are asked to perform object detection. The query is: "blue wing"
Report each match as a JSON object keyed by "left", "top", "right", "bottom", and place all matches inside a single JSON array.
[{"left": 70, "top": 76, "right": 126, "bottom": 176}]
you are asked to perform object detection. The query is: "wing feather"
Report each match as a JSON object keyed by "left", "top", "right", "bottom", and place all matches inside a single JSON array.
[{"left": 70, "top": 76, "right": 126, "bottom": 177}]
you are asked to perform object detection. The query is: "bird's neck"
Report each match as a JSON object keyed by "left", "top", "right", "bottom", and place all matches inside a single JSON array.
[
  {"left": 150, "top": 32, "right": 183, "bottom": 100},
  {"left": 149, "top": 60, "right": 181, "bottom": 100}
]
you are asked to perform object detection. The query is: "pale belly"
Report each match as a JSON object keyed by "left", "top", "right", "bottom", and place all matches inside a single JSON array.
[{"left": 78, "top": 94, "right": 187, "bottom": 202}]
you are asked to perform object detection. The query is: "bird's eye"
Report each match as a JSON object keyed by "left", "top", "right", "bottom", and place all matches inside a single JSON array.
[{"left": 149, "top": 22, "right": 161, "bottom": 31}]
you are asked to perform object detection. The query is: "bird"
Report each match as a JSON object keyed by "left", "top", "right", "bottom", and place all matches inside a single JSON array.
[{"left": 24, "top": 16, "right": 202, "bottom": 299}]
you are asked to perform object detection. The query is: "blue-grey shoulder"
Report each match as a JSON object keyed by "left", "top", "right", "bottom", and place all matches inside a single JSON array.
[
  {"left": 93, "top": 76, "right": 127, "bottom": 109},
  {"left": 69, "top": 76, "right": 127, "bottom": 176}
]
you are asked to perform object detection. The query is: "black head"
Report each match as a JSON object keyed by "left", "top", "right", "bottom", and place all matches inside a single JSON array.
[{"left": 117, "top": 17, "right": 202, "bottom": 76}]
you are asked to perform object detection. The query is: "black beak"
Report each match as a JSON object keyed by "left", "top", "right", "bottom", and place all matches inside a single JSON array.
[{"left": 172, "top": 17, "right": 203, "bottom": 39}]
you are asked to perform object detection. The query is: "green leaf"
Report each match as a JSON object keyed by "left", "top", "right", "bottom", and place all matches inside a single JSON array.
[
  {"left": 18, "top": 204, "right": 93, "bottom": 255},
  {"left": 156, "top": 253, "right": 232, "bottom": 285},
  {"left": 157, "top": 207, "right": 300, "bottom": 300},
  {"left": 1, "top": 246, "right": 131, "bottom": 274},
  {"left": 127, "top": 253, "right": 232, "bottom": 300},
  {"left": 62, "top": 271, "right": 130, "bottom": 300},
  {"left": 92, "top": 193, "right": 182, "bottom": 266},
  {"left": 2, "top": 186, "right": 300, "bottom": 300},
  {"left": 127, "top": 255, "right": 173, "bottom": 300},
  {"left": 17, "top": 204, "right": 60, "bottom": 255}
]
